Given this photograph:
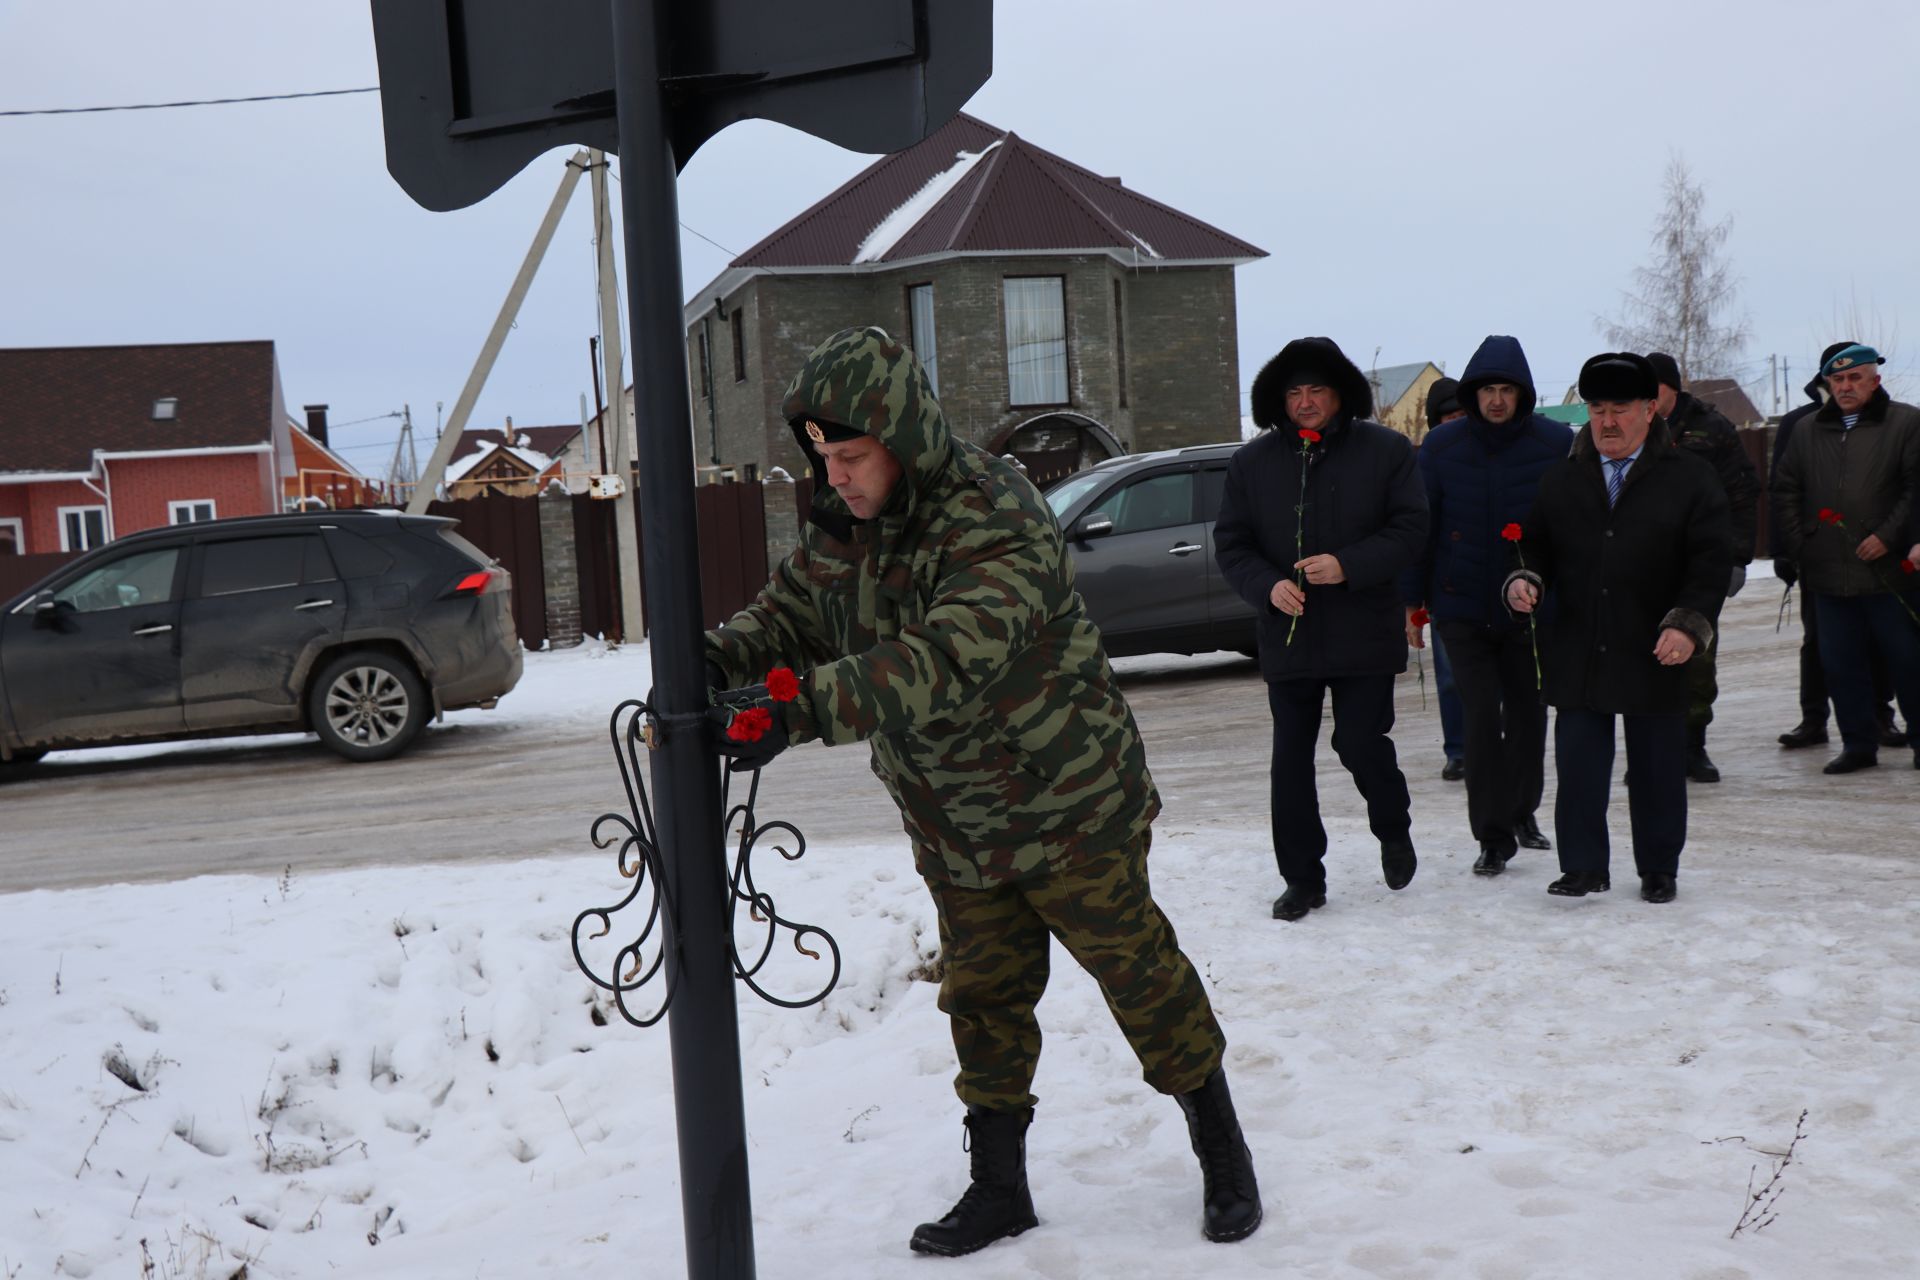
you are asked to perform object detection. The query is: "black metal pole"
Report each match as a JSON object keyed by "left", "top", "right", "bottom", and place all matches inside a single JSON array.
[{"left": 609, "top": 2, "right": 757, "bottom": 1277}]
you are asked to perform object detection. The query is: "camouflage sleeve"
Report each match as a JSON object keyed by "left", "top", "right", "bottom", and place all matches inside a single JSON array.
[
  {"left": 799, "top": 512, "right": 1058, "bottom": 747},
  {"left": 704, "top": 547, "right": 834, "bottom": 689}
]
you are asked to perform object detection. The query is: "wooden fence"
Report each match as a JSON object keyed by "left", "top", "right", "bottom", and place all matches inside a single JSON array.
[{"left": 0, "top": 551, "right": 78, "bottom": 605}]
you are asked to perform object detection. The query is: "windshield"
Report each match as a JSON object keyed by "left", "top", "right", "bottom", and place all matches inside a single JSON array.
[{"left": 1044, "top": 470, "right": 1106, "bottom": 518}]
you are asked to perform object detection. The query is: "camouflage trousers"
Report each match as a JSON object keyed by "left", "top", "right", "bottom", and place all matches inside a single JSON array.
[
  {"left": 922, "top": 830, "right": 1225, "bottom": 1111},
  {"left": 1686, "top": 631, "right": 1719, "bottom": 731}
]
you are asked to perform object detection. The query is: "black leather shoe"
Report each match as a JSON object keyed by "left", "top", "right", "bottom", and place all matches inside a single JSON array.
[
  {"left": 1380, "top": 839, "right": 1417, "bottom": 891},
  {"left": 1546, "top": 872, "right": 1611, "bottom": 897},
  {"left": 1777, "top": 722, "right": 1829, "bottom": 748},
  {"left": 1514, "top": 815, "right": 1551, "bottom": 850},
  {"left": 1271, "top": 888, "right": 1326, "bottom": 921},
  {"left": 1880, "top": 723, "right": 1910, "bottom": 749},
  {"left": 1472, "top": 844, "right": 1512, "bottom": 876},
  {"left": 1822, "top": 751, "right": 1879, "bottom": 775},
  {"left": 1639, "top": 873, "right": 1677, "bottom": 903},
  {"left": 1685, "top": 750, "right": 1721, "bottom": 784},
  {"left": 1441, "top": 757, "right": 1466, "bottom": 782}
]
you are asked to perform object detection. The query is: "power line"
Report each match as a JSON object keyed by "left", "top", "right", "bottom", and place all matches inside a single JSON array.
[
  {"left": 0, "top": 87, "right": 377, "bottom": 117},
  {"left": 607, "top": 164, "right": 739, "bottom": 257}
]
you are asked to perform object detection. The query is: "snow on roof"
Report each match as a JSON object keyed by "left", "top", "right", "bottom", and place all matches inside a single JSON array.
[
  {"left": 853, "top": 141, "right": 1002, "bottom": 264},
  {"left": 446, "top": 442, "right": 554, "bottom": 484}
]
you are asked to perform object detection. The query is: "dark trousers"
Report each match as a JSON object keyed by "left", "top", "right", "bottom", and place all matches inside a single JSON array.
[
  {"left": 1436, "top": 621, "right": 1546, "bottom": 848},
  {"left": 1813, "top": 592, "right": 1920, "bottom": 755},
  {"left": 1432, "top": 630, "right": 1465, "bottom": 761},
  {"left": 1553, "top": 708, "right": 1687, "bottom": 879},
  {"left": 1267, "top": 674, "right": 1412, "bottom": 893},
  {"left": 1798, "top": 592, "right": 1898, "bottom": 729}
]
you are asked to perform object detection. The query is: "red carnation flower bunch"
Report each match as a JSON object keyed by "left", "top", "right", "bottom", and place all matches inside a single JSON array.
[
  {"left": 724, "top": 666, "right": 799, "bottom": 742},
  {"left": 1285, "top": 429, "right": 1322, "bottom": 645},
  {"left": 1821, "top": 510, "right": 1920, "bottom": 628},
  {"left": 1500, "top": 521, "right": 1543, "bottom": 688}
]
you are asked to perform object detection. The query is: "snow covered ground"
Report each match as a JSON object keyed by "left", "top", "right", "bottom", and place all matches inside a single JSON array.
[{"left": 4, "top": 587, "right": 1918, "bottom": 1278}]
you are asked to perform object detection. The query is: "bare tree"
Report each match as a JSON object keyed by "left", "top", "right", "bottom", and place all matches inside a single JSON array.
[{"left": 1601, "top": 157, "right": 1750, "bottom": 381}]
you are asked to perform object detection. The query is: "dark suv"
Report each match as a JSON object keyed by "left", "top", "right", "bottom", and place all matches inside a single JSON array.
[
  {"left": 1044, "top": 441, "right": 1257, "bottom": 658},
  {"left": 0, "top": 510, "right": 521, "bottom": 766}
]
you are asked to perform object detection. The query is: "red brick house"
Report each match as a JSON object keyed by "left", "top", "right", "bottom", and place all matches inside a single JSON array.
[
  {"left": 284, "top": 405, "right": 385, "bottom": 510},
  {"left": 0, "top": 340, "right": 294, "bottom": 556}
]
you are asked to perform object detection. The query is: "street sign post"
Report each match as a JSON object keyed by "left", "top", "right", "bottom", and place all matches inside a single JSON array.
[{"left": 370, "top": 3, "right": 991, "bottom": 1276}]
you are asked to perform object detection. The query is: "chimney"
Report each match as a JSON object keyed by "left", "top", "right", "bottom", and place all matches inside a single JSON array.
[{"left": 303, "top": 404, "right": 330, "bottom": 446}]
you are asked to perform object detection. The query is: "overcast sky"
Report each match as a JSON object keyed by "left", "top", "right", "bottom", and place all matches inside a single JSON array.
[{"left": 4, "top": 0, "right": 1917, "bottom": 472}]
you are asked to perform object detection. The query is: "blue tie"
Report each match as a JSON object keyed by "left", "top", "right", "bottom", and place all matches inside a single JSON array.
[{"left": 1605, "top": 458, "right": 1626, "bottom": 508}]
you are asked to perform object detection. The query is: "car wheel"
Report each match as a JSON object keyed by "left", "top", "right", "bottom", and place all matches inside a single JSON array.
[{"left": 309, "top": 652, "right": 428, "bottom": 762}]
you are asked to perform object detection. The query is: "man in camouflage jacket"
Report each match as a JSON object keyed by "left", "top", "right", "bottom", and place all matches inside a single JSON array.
[{"left": 704, "top": 327, "right": 1260, "bottom": 1255}]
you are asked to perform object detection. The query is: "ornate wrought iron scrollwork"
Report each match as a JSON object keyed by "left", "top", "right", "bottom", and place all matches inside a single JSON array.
[{"left": 571, "top": 698, "right": 840, "bottom": 1028}]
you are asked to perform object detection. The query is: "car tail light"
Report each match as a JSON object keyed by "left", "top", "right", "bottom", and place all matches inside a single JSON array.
[{"left": 453, "top": 570, "right": 492, "bottom": 596}]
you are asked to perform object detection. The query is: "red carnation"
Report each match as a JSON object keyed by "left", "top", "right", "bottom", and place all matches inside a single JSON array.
[
  {"left": 725, "top": 707, "right": 774, "bottom": 743},
  {"left": 1818, "top": 508, "right": 1840, "bottom": 524},
  {"left": 1298, "top": 428, "right": 1322, "bottom": 444},
  {"left": 1410, "top": 607, "right": 1430, "bottom": 627},
  {"left": 1903, "top": 559, "right": 1917, "bottom": 576},
  {"left": 1500, "top": 522, "right": 1524, "bottom": 542},
  {"left": 766, "top": 667, "right": 799, "bottom": 702}
]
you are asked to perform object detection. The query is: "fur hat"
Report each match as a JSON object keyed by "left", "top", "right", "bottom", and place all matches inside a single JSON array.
[
  {"left": 1250, "top": 337, "right": 1374, "bottom": 429},
  {"left": 1578, "top": 353, "right": 1658, "bottom": 402}
]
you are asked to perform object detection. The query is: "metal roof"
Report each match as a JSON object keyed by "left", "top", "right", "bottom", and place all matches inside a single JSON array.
[
  {"left": 1369, "top": 362, "right": 1435, "bottom": 412},
  {"left": 728, "top": 113, "right": 1266, "bottom": 271}
]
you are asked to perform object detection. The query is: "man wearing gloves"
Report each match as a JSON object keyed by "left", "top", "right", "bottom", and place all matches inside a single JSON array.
[
  {"left": 1403, "top": 336, "right": 1572, "bottom": 876},
  {"left": 1215, "top": 336, "right": 1428, "bottom": 921},
  {"left": 1505, "top": 353, "right": 1729, "bottom": 903},
  {"left": 704, "top": 326, "right": 1260, "bottom": 1256}
]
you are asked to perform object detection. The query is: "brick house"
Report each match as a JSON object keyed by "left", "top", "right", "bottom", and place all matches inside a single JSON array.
[
  {"left": 284, "top": 405, "right": 385, "bottom": 510},
  {"left": 0, "top": 340, "right": 294, "bottom": 556},
  {"left": 681, "top": 113, "right": 1267, "bottom": 487}
]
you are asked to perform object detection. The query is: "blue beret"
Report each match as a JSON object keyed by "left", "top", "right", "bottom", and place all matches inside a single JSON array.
[{"left": 1822, "top": 344, "right": 1885, "bottom": 376}]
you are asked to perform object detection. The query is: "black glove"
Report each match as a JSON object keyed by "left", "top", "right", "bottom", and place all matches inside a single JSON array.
[
  {"left": 1775, "top": 558, "right": 1798, "bottom": 590},
  {"left": 1727, "top": 565, "right": 1747, "bottom": 598},
  {"left": 708, "top": 684, "right": 790, "bottom": 772},
  {"left": 645, "top": 661, "right": 728, "bottom": 712}
]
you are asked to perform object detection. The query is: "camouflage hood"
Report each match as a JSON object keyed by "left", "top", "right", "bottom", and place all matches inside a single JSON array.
[{"left": 782, "top": 326, "right": 951, "bottom": 530}]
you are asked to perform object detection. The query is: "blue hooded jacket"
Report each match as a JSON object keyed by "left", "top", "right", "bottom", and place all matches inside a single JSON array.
[{"left": 1399, "top": 335, "right": 1574, "bottom": 626}]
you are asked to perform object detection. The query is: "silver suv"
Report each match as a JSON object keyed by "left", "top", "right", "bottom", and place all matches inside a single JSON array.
[{"left": 1044, "top": 442, "right": 1256, "bottom": 658}]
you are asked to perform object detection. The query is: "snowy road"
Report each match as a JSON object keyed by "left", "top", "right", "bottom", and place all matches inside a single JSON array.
[{"left": 2, "top": 579, "right": 1911, "bottom": 901}]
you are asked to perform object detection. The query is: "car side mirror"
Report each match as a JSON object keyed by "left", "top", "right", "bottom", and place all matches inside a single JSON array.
[{"left": 1074, "top": 512, "right": 1115, "bottom": 541}]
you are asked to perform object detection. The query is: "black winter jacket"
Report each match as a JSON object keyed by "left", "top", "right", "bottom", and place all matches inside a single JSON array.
[
  {"left": 1665, "top": 392, "right": 1760, "bottom": 564},
  {"left": 1509, "top": 421, "right": 1729, "bottom": 715},
  {"left": 1216, "top": 414, "right": 1428, "bottom": 681},
  {"left": 1773, "top": 387, "right": 1920, "bottom": 597}
]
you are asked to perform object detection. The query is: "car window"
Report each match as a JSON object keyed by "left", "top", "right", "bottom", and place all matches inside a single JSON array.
[
  {"left": 53, "top": 548, "right": 181, "bottom": 613},
  {"left": 1102, "top": 472, "right": 1194, "bottom": 535},
  {"left": 1044, "top": 470, "right": 1106, "bottom": 519},
  {"left": 199, "top": 536, "right": 325, "bottom": 596},
  {"left": 1198, "top": 466, "right": 1228, "bottom": 522}
]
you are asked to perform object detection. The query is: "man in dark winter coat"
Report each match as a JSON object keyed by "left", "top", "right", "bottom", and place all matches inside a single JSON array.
[
  {"left": 1422, "top": 377, "right": 1469, "bottom": 781},
  {"left": 1769, "top": 340, "right": 1903, "bottom": 750},
  {"left": 1646, "top": 352, "right": 1762, "bottom": 783},
  {"left": 708, "top": 328, "right": 1262, "bottom": 1254},
  {"left": 1402, "top": 336, "right": 1573, "bottom": 876},
  {"left": 1216, "top": 337, "right": 1428, "bottom": 921},
  {"left": 1772, "top": 343, "right": 1920, "bottom": 774},
  {"left": 1505, "top": 353, "right": 1729, "bottom": 903}
]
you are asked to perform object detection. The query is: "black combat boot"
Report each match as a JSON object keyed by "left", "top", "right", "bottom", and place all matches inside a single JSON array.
[
  {"left": 1174, "top": 1068, "right": 1262, "bottom": 1243},
  {"left": 909, "top": 1106, "right": 1038, "bottom": 1257},
  {"left": 1685, "top": 725, "right": 1720, "bottom": 783}
]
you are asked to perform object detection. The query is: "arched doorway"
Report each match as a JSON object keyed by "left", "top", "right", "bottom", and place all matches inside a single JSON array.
[{"left": 986, "top": 413, "right": 1125, "bottom": 489}]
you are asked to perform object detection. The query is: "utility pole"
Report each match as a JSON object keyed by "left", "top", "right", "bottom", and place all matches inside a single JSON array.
[
  {"left": 404, "top": 150, "right": 594, "bottom": 514},
  {"left": 1769, "top": 353, "right": 1779, "bottom": 416},
  {"left": 590, "top": 147, "right": 647, "bottom": 642}
]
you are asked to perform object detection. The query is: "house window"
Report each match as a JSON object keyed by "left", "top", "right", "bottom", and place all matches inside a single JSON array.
[
  {"left": 59, "top": 505, "right": 107, "bottom": 552},
  {"left": 909, "top": 283, "right": 940, "bottom": 397},
  {"left": 0, "top": 517, "right": 22, "bottom": 555},
  {"left": 152, "top": 397, "right": 178, "bottom": 421},
  {"left": 1113, "top": 279, "right": 1129, "bottom": 409},
  {"left": 170, "top": 500, "right": 217, "bottom": 525},
  {"left": 1004, "top": 276, "right": 1068, "bottom": 406},
  {"left": 730, "top": 309, "right": 746, "bottom": 382}
]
